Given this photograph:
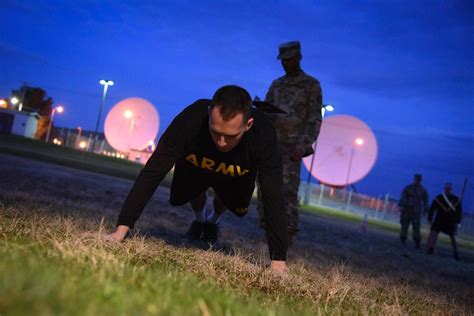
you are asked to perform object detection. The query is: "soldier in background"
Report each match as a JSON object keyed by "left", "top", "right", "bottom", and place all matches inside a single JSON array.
[
  {"left": 398, "top": 174, "right": 429, "bottom": 248},
  {"left": 258, "top": 41, "right": 323, "bottom": 246},
  {"left": 427, "top": 183, "right": 462, "bottom": 261}
]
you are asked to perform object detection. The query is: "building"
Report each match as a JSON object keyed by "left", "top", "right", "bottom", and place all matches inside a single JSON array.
[{"left": 0, "top": 108, "right": 40, "bottom": 138}]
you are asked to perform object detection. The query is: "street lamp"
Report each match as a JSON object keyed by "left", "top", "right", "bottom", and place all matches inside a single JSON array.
[
  {"left": 11, "top": 96, "right": 19, "bottom": 106},
  {"left": 345, "top": 137, "right": 364, "bottom": 187},
  {"left": 124, "top": 110, "right": 135, "bottom": 152},
  {"left": 148, "top": 140, "right": 156, "bottom": 152},
  {"left": 79, "top": 141, "right": 88, "bottom": 150},
  {"left": 124, "top": 110, "right": 133, "bottom": 119},
  {"left": 91, "top": 79, "right": 114, "bottom": 152},
  {"left": 304, "top": 104, "right": 335, "bottom": 204},
  {"left": 45, "top": 105, "right": 64, "bottom": 143},
  {"left": 321, "top": 104, "right": 334, "bottom": 117},
  {"left": 75, "top": 126, "right": 83, "bottom": 149}
]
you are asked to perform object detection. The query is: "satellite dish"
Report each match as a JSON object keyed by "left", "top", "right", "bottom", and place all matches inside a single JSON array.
[
  {"left": 302, "top": 115, "right": 378, "bottom": 186},
  {"left": 104, "top": 98, "right": 159, "bottom": 153}
]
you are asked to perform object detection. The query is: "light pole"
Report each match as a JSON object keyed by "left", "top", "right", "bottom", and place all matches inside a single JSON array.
[
  {"left": 91, "top": 79, "right": 114, "bottom": 152},
  {"left": 45, "top": 106, "right": 64, "bottom": 143},
  {"left": 345, "top": 138, "right": 364, "bottom": 187},
  {"left": 304, "top": 104, "right": 334, "bottom": 205},
  {"left": 124, "top": 110, "right": 135, "bottom": 152},
  {"left": 18, "top": 82, "right": 28, "bottom": 111},
  {"left": 11, "top": 96, "right": 19, "bottom": 108},
  {"left": 75, "top": 126, "right": 83, "bottom": 149}
]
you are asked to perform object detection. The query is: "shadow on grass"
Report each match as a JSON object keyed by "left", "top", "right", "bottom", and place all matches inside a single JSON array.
[{"left": 138, "top": 226, "right": 236, "bottom": 256}]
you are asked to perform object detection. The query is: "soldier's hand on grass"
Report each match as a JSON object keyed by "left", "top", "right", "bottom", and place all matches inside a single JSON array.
[
  {"left": 104, "top": 225, "right": 129, "bottom": 243},
  {"left": 270, "top": 260, "right": 288, "bottom": 276}
]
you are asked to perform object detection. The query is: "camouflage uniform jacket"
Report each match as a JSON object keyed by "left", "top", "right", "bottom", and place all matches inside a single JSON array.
[
  {"left": 264, "top": 70, "right": 322, "bottom": 154},
  {"left": 399, "top": 184, "right": 429, "bottom": 213}
]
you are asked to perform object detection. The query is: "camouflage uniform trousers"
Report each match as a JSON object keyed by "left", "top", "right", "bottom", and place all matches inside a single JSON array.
[
  {"left": 399, "top": 207, "right": 422, "bottom": 243},
  {"left": 258, "top": 144, "right": 302, "bottom": 236}
]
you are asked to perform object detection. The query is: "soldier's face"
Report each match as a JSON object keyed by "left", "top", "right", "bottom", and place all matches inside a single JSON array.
[
  {"left": 281, "top": 55, "right": 301, "bottom": 74},
  {"left": 444, "top": 184, "right": 452, "bottom": 194},
  {"left": 413, "top": 176, "right": 422, "bottom": 185},
  {"left": 208, "top": 107, "right": 254, "bottom": 152}
]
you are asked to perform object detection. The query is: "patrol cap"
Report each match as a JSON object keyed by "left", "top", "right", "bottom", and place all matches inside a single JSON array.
[{"left": 277, "top": 41, "right": 301, "bottom": 60}]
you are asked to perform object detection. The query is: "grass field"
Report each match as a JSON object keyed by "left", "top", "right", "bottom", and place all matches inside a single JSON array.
[
  {"left": 301, "top": 204, "right": 474, "bottom": 249},
  {"left": 1, "top": 136, "right": 474, "bottom": 315}
]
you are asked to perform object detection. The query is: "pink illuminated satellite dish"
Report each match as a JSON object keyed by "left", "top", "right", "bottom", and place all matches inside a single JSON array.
[
  {"left": 104, "top": 98, "right": 159, "bottom": 153},
  {"left": 302, "top": 115, "right": 378, "bottom": 186}
]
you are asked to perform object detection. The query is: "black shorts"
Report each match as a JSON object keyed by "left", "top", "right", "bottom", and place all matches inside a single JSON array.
[
  {"left": 431, "top": 221, "right": 457, "bottom": 236},
  {"left": 169, "top": 159, "right": 255, "bottom": 217}
]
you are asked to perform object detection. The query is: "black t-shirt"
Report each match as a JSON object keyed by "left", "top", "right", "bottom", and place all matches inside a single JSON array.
[
  {"left": 117, "top": 99, "right": 288, "bottom": 260},
  {"left": 429, "top": 193, "right": 462, "bottom": 234},
  {"left": 169, "top": 121, "right": 255, "bottom": 214}
]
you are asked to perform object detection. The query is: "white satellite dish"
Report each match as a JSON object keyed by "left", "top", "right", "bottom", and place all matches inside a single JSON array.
[
  {"left": 104, "top": 98, "right": 159, "bottom": 153},
  {"left": 303, "top": 115, "right": 378, "bottom": 186}
]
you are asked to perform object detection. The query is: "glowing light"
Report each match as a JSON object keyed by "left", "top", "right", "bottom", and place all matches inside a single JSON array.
[
  {"left": 124, "top": 110, "right": 133, "bottom": 119},
  {"left": 79, "top": 141, "right": 87, "bottom": 149},
  {"left": 11, "top": 97, "right": 19, "bottom": 105},
  {"left": 55, "top": 106, "right": 64, "bottom": 113},
  {"left": 0, "top": 100, "right": 7, "bottom": 108},
  {"left": 324, "top": 104, "right": 335, "bottom": 112},
  {"left": 100, "top": 79, "right": 114, "bottom": 86},
  {"left": 355, "top": 138, "right": 364, "bottom": 146}
]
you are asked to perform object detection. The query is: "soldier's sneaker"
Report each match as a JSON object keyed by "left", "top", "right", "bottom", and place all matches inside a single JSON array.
[
  {"left": 454, "top": 253, "right": 461, "bottom": 261},
  {"left": 202, "top": 222, "right": 219, "bottom": 244},
  {"left": 186, "top": 221, "right": 206, "bottom": 241},
  {"left": 427, "top": 248, "right": 434, "bottom": 255}
]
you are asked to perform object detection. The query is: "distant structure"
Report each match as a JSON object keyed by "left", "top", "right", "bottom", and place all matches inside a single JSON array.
[
  {"left": 104, "top": 98, "right": 160, "bottom": 164},
  {"left": 302, "top": 114, "right": 378, "bottom": 187},
  {"left": 0, "top": 108, "right": 41, "bottom": 138}
]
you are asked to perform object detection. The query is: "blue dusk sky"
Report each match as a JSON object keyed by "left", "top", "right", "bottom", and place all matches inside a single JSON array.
[{"left": 1, "top": 1, "right": 473, "bottom": 211}]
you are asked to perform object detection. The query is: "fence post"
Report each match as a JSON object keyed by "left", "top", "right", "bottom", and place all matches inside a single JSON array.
[
  {"left": 65, "top": 128, "right": 71, "bottom": 147},
  {"left": 375, "top": 195, "right": 381, "bottom": 219},
  {"left": 318, "top": 184, "right": 324, "bottom": 206},
  {"left": 99, "top": 139, "right": 105, "bottom": 153},
  {"left": 87, "top": 134, "right": 93, "bottom": 151},
  {"left": 383, "top": 193, "right": 389, "bottom": 220},
  {"left": 345, "top": 189, "right": 353, "bottom": 213},
  {"left": 469, "top": 215, "right": 473, "bottom": 237}
]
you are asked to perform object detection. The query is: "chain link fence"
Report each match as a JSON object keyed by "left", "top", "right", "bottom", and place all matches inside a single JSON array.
[{"left": 299, "top": 182, "right": 474, "bottom": 239}]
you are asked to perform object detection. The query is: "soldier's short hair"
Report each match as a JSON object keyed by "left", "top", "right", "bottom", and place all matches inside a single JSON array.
[
  {"left": 414, "top": 174, "right": 422, "bottom": 180},
  {"left": 210, "top": 85, "right": 252, "bottom": 121}
]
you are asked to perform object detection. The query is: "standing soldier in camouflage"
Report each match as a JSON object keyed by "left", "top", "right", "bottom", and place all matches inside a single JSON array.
[
  {"left": 258, "top": 41, "right": 323, "bottom": 246},
  {"left": 398, "top": 174, "right": 429, "bottom": 248}
]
